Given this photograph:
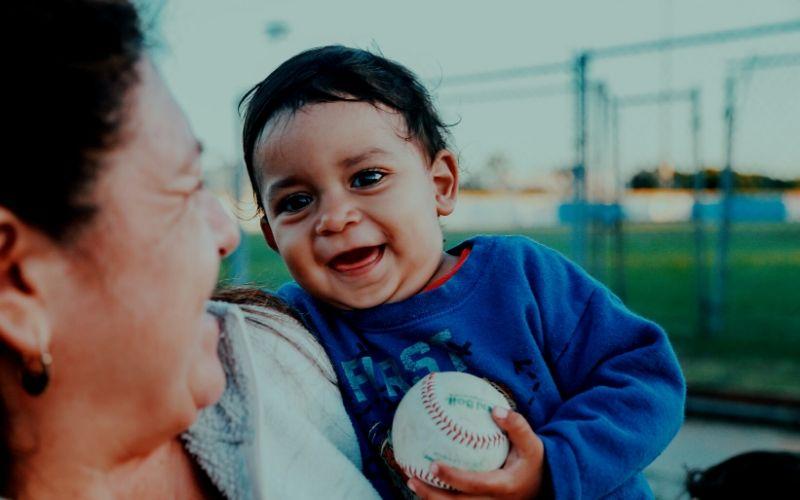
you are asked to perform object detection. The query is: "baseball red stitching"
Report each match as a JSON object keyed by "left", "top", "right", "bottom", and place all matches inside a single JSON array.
[
  {"left": 420, "top": 373, "right": 506, "bottom": 451},
  {"left": 402, "top": 463, "right": 454, "bottom": 490}
]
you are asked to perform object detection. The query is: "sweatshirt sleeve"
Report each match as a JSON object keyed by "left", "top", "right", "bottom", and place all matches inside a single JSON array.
[{"left": 536, "top": 285, "right": 685, "bottom": 499}]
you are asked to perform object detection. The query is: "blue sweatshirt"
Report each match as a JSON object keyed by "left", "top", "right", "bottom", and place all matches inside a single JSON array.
[{"left": 278, "top": 235, "right": 685, "bottom": 499}]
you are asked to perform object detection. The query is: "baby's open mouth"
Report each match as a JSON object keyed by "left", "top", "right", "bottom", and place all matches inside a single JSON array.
[{"left": 328, "top": 244, "right": 385, "bottom": 273}]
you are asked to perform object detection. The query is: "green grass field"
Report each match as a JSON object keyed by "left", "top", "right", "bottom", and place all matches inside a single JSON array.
[{"left": 221, "top": 222, "right": 800, "bottom": 398}]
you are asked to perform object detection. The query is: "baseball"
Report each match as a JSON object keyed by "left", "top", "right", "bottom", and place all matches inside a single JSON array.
[{"left": 391, "top": 371, "right": 511, "bottom": 490}]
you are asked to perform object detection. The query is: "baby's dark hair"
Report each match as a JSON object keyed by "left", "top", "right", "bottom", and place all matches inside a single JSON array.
[{"left": 240, "top": 45, "right": 450, "bottom": 215}]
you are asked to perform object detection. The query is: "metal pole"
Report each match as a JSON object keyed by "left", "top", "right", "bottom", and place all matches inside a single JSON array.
[
  {"left": 690, "top": 89, "right": 709, "bottom": 336},
  {"left": 432, "top": 20, "right": 800, "bottom": 89},
  {"left": 600, "top": 83, "right": 613, "bottom": 283},
  {"left": 572, "top": 52, "right": 589, "bottom": 267},
  {"left": 708, "top": 53, "right": 798, "bottom": 335},
  {"left": 711, "top": 76, "right": 737, "bottom": 336},
  {"left": 611, "top": 98, "right": 627, "bottom": 300},
  {"left": 589, "top": 82, "right": 606, "bottom": 278},
  {"left": 613, "top": 87, "right": 700, "bottom": 303},
  {"left": 434, "top": 61, "right": 573, "bottom": 87},
  {"left": 590, "top": 19, "right": 800, "bottom": 59}
]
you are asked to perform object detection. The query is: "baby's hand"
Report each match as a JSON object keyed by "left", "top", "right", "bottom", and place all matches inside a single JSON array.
[{"left": 406, "top": 407, "right": 545, "bottom": 499}]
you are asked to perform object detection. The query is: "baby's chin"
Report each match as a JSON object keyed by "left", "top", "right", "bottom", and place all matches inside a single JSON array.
[
  {"left": 324, "top": 293, "right": 385, "bottom": 310},
  {"left": 322, "top": 282, "right": 421, "bottom": 310}
]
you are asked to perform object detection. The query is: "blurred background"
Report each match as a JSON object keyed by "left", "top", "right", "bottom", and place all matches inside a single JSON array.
[{"left": 153, "top": 1, "right": 799, "bottom": 496}]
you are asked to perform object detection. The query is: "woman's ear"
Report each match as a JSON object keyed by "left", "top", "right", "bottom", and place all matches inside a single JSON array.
[
  {"left": 0, "top": 210, "right": 51, "bottom": 360},
  {"left": 260, "top": 216, "right": 279, "bottom": 253},
  {"left": 430, "top": 149, "right": 459, "bottom": 217}
]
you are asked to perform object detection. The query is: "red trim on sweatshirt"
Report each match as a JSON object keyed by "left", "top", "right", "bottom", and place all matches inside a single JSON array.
[{"left": 422, "top": 247, "right": 472, "bottom": 293}]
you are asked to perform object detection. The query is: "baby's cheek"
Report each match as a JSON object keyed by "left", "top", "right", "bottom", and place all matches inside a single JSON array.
[{"left": 290, "top": 258, "right": 325, "bottom": 291}]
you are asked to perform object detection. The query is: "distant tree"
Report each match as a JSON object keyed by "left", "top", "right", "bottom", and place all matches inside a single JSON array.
[
  {"left": 704, "top": 169, "right": 720, "bottom": 190},
  {"left": 628, "top": 167, "right": 799, "bottom": 191},
  {"left": 673, "top": 171, "right": 695, "bottom": 189},
  {"left": 484, "top": 152, "right": 513, "bottom": 190},
  {"left": 459, "top": 173, "right": 488, "bottom": 191},
  {"left": 630, "top": 169, "right": 659, "bottom": 189},
  {"left": 460, "top": 152, "right": 514, "bottom": 191}
]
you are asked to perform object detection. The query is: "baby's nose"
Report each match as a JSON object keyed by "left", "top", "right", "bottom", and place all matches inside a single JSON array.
[{"left": 315, "top": 203, "right": 361, "bottom": 235}]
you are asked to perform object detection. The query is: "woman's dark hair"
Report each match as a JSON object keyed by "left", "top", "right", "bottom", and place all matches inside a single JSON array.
[
  {"left": 240, "top": 45, "right": 451, "bottom": 215},
  {"left": 3, "top": 0, "right": 145, "bottom": 242},
  {"left": 1, "top": 0, "right": 144, "bottom": 493}
]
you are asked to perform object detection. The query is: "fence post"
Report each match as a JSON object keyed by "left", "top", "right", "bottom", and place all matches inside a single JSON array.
[{"left": 572, "top": 52, "right": 590, "bottom": 267}]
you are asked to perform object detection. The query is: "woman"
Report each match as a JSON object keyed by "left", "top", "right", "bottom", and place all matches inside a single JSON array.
[{"left": 0, "top": 2, "right": 377, "bottom": 498}]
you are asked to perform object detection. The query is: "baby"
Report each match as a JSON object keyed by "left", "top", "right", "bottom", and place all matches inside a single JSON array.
[{"left": 241, "top": 45, "right": 685, "bottom": 498}]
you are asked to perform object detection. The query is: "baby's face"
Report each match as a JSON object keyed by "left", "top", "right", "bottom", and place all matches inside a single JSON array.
[{"left": 253, "top": 101, "right": 458, "bottom": 309}]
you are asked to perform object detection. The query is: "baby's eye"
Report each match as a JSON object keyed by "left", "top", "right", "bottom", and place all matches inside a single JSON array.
[
  {"left": 276, "top": 193, "right": 313, "bottom": 214},
  {"left": 351, "top": 169, "right": 386, "bottom": 188}
]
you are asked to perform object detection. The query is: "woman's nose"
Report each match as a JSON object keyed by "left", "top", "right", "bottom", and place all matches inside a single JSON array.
[{"left": 206, "top": 195, "right": 241, "bottom": 257}]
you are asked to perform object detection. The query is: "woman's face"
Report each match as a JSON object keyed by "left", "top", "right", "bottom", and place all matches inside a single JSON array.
[{"left": 44, "top": 60, "right": 239, "bottom": 451}]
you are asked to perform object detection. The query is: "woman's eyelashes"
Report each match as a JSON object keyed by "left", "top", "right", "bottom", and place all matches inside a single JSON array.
[{"left": 350, "top": 168, "right": 386, "bottom": 188}]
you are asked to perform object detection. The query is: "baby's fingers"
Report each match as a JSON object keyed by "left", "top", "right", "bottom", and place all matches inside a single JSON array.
[
  {"left": 409, "top": 409, "right": 544, "bottom": 499},
  {"left": 423, "top": 462, "right": 515, "bottom": 496},
  {"left": 406, "top": 477, "right": 463, "bottom": 500},
  {"left": 492, "top": 407, "right": 542, "bottom": 459}
]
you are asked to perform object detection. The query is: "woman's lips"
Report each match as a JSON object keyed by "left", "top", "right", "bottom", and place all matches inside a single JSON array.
[{"left": 328, "top": 245, "right": 385, "bottom": 274}]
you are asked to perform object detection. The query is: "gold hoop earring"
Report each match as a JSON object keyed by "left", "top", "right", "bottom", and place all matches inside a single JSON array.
[{"left": 21, "top": 350, "right": 52, "bottom": 396}]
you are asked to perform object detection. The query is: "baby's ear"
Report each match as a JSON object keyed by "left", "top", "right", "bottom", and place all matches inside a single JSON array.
[
  {"left": 430, "top": 149, "right": 459, "bottom": 216},
  {"left": 259, "top": 216, "right": 279, "bottom": 253}
]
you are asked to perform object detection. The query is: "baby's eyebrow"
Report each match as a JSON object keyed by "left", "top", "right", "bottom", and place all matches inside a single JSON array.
[
  {"left": 339, "top": 147, "right": 387, "bottom": 168},
  {"left": 267, "top": 175, "right": 301, "bottom": 202}
]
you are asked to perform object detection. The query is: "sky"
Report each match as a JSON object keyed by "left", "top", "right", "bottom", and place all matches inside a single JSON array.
[{"left": 152, "top": 0, "right": 800, "bottom": 187}]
